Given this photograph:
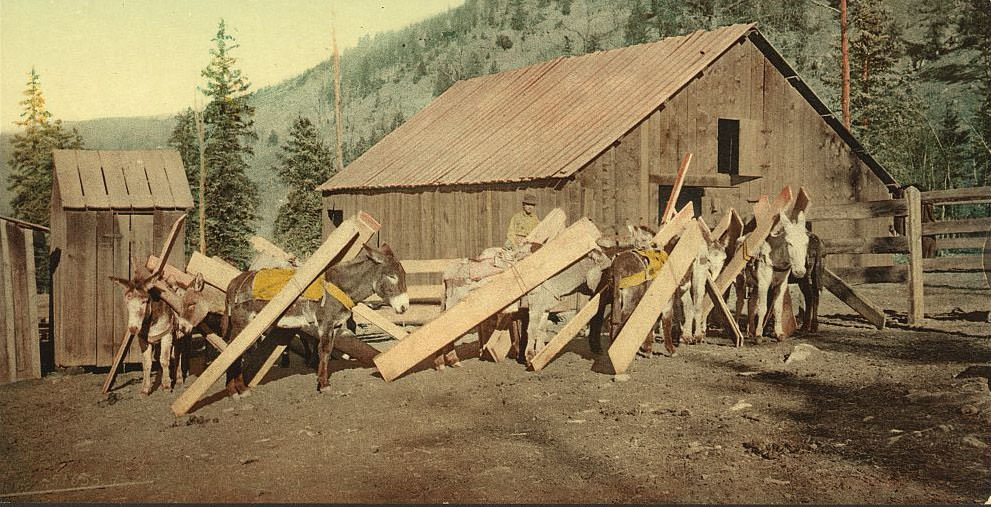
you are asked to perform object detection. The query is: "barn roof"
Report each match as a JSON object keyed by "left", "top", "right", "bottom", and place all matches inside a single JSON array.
[
  {"left": 320, "top": 24, "right": 896, "bottom": 192},
  {"left": 53, "top": 150, "right": 194, "bottom": 210}
]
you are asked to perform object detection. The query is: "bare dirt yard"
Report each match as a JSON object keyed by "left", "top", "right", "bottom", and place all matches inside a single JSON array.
[{"left": 2, "top": 272, "right": 989, "bottom": 503}]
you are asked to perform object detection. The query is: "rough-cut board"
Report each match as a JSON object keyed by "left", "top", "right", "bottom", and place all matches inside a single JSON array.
[
  {"left": 699, "top": 187, "right": 793, "bottom": 322},
  {"left": 186, "top": 252, "right": 242, "bottom": 291},
  {"left": 172, "top": 215, "right": 369, "bottom": 416},
  {"left": 904, "top": 186, "right": 924, "bottom": 325},
  {"left": 528, "top": 292, "right": 602, "bottom": 371},
  {"left": 523, "top": 208, "right": 566, "bottom": 244},
  {"left": 651, "top": 202, "right": 694, "bottom": 249},
  {"left": 373, "top": 219, "right": 601, "bottom": 382},
  {"left": 483, "top": 329, "right": 512, "bottom": 362},
  {"left": 609, "top": 222, "right": 703, "bottom": 375},
  {"left": 660, "top": 154, "right": 693, "bottom": 223},
  {"left": 250, "top": 236, "right": 295, "bottom": 263},
  {"left": 704, "top": 277, "right": 743, "bottom": 347},
  {"left": 352, "top": 303, "right": 408, "bottom": 339},
  {"left": 821, "top": 267, "right": 886, "bottom": 329}
]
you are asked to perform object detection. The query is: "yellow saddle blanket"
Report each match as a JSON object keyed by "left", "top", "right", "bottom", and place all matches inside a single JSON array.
[
  {"left": 253, "top": 269, "right": 325, "bottom": 301},
  {"left": 617, "top": 249, "right": 669, "bottom": 290}
]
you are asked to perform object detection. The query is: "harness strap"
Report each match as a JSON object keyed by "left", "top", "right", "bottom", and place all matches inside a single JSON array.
[{"left": 325, "top": 281, "right": 356, "bottom": 310}]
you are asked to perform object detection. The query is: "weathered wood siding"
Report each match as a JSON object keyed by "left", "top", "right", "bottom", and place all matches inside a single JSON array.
[{"left": 323, "top": 38, "right": 892, "bottom": 268}]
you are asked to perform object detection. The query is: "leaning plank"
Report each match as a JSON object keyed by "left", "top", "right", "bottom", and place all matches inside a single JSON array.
[
  {"left": 704, "top": 277, "right": 743, "bottom": 347},
  {"left": 250, "top": 236, "right": 295, "bottom": 263},
  {"left": 822, "top": 267, "right": 885, "bottom": 329},
  {"left": 710, "top": 208, "right": 734, "bottom": 240},
  {"left": 248, "top": 213, "right": 381, "bottom": 388},
  {"left": 352, "top": 303, "right": 408, "bottom": 339},
  {"left": 171, "top": 215, "right": 368, "bottom": 416},
  {"left": 699, "top": 187, "right": 793, "bottom": 321},
  {"left": 609, "top": 222, "right": 703, "bottom": 375},
  {"left": 186, "top": 251, "right": 242, "bottom": 291},
  {"left": 788, "top": 187, "right": 811, "bottom": 221},
  {"left": 373, "top": 219, "right": 601, "bottom": 382},
  {"left": 101, "top": 332, "right": 133, "bottom": 394},
  {"left": 523, "top": 208, "right": 567, "bottom": 245},
  {"left": 651, "top": 202, "right": 694, "bottom": 249},
  {"left": 528, "top": 292, "right": 602, "bottom": 371},
  {"left": 660, "top": 153, "right": 693, "bottom": 223}
]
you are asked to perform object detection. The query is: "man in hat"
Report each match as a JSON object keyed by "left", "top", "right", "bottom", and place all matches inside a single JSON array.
[{"left": 505, "top": 193, "right": 540, "bottom": 248}]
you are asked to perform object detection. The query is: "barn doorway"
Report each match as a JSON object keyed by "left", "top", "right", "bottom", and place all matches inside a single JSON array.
[{"left": 658, "top": 186, "right": 703, "bottom": 223}]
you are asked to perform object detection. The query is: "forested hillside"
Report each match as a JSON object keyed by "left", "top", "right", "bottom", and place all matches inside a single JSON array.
[{"left": 3, "top": 0, "right": 987, "bottom": 230}]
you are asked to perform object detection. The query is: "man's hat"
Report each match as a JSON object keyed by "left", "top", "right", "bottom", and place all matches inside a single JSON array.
[{"left": 523, "top": 193, "right": 537, "bottom": 205}]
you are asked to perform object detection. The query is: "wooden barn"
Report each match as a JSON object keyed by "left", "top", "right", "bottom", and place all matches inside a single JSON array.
[
  {"left": 50, "top": 150, "right": 193, "bottom": 367},
  {"left": 319, "top": 23, "right": 897, "bottom": 264}
]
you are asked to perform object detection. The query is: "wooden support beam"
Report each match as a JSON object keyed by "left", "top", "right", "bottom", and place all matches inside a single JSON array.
[
  {"left": 186, "top": 251, "right": 242, "bottom": 291},
  {"left": 704, "top": 277, "right": 743, "bottom": 347},
  {"left": 822, "top": 267, "right": 886, "bottom": 329},
  {"left": 920, "top": 186, "right": 991, "bottom": 206},
  {"left": 805, "top": 197, "right": 907, "bottom": 221},
  {"left": 609, "top": 222, "right": 703, "bottom": 375},
  {"left": 373, "top": 219, "right": 601, "bottom": 382},
  {"left": 922, "top": 217, "right": 991, "bottom": 236},
  {"left": 905, "top": 186, "right": 924, "bottom": 325},
  {"left": 699, "top": 187, "right": 793, "bottom": 322},
  {"left": 660, "top": 153, "right": 692, "bottom": 223},
  {"left": 528, "top": 292, "right": 602, "bottom": 371},
  {"left": 171, "top": 213, "right": 375, "bottom": 416}
]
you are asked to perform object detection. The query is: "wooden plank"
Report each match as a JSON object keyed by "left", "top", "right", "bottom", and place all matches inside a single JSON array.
[
  {"left": 920, "top": 186, "right": 991, "bottom": 206},
  {"left": 400, "top": 259, "right": 463, "bottom": 275},
  {"left": 528, "top": 292, "right": 602, "bottom": 371},
  {"left": 788, "top": 187, "right": 811, "bottom": 220},
  {"left": 332, "top": 334, "right": 380, "bottom": 365},
  {"left": 74, "top": 150, "right": 112, "bottom": 209},
  {"left": 922, "top": 217, "right": 991, "bottom": 236},
  {"left": 250, "top": 236, "right": 295, "bottom": 263},
  {"left": 353, "top": 304, "right": 440, "bottom": 326},
  {"left": 651, "top": 202, "right": 694, "bottom": 249},
  {"left": 822, "top": 268, "right": 886, "bottom": 329},
  {"left": 101, "top": 332, "right": 133, "bottom": 394},
  {"left": 120, "top": 153, "right": 155, "bottom": 209},
  {"left": 822, "top": 236, "right": 910, "bottom": 255},
  {"left": 373, "top": 219, "right": 601, "bottom": 382},
  {"left": 924, "top": 256, "right": 985, "bottom": 272},
  {"left": 52, "top": 150, "right": 86, "bottom": 209},
  {"left": 140, "top": 151, "right": 175, "bottom": 208},
  {"left": 705, "top": 276, "right": 743, "bottom": 347},
  {"left": 95, "top": 213, "right": 116, "bottom": 367},
  {"left": 172, "top": 214, "right": 371, "bottom": 416},
  {"left": 97, "top": 151, "right": 132, "bottom": 209},
  {"left": 609, "top": 222, "right": 703, "bottom": 375},
  {"left": 905, "top": 187, "right": 924, "bottom": 325},
  {"left": 352, "top": 303, "right": 408, "bottom": 339},
  {"left": 153, "top": 211, "right": 186, "bottom": 274},
  {"left": 933, "top": 237, "right": 988, "bottom": 250},
  {"left": 5, "top": 223, "right": 31, "bottom": 378},
  {"left": 523, "top": 208, "right": 566, "bottom": 245},
  {"left": 832, "top": 265, "right": 908, "bottom": 284},
  {"left": 700, "top": 187, "right": 793, "bottom": 321},
  {"left": 806, "top": 198, "right": 908, "bottom": 221},
  {"left": 0, "top": 224, "right": 14, "bottom": 383},
  {"left": 160, "top": 150, "right": 195, "bottom": 209},
  {"left": 187, "top": 251, "right": 242, "bottom": 291},
  {"left": 660, "top": 154, "right": 692, "bottom": 223}
]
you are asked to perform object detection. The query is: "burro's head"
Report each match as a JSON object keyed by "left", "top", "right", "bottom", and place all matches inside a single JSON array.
[
  {"left": 366, "top": 243, "right": 409, "bottom": 314},
  {"left": 771, "top": 211, "right": 809, "bottom": 278}
]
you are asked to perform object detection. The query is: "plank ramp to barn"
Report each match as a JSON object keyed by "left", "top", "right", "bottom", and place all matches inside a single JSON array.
[{"left": 50, "top": 150, "right": 193, "bottom": 368}]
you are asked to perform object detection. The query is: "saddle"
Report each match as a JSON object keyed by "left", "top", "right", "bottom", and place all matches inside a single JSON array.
[
  {"left": 252, "top": 268, "right": 326, "bottom": 301},
  {"left": 617, "top": 249, "right": 669, "bottom": 290}
]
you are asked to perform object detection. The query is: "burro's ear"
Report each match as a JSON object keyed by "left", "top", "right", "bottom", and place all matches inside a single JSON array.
[
  {"left": 109, "top": 276, "right": 130, "bottom": 290},
  {"left": 366, "top": 245, "right": 386, "bottom": 264},
  {"left": 192, "top": 272, "right": 205, "bottom": 292},
  {"left": 379, "top": 243, "right": 395, "bottom": 257}
]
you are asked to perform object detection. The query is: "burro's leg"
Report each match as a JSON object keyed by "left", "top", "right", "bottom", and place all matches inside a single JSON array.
[
  {"left": 316, "top": 326, "right": 339, "bottom": 393},
  {"left": 771, "top": 275, "right": 790, "bottom": 340},
  {"left": 752, "top": 263, "right": 772, "bottom": 341},
  {"left": 138, "top": 337, "right": 153, "bottom": 397},
  {"left": 159, "top": 333, "right": 174, "bottom": 392}
]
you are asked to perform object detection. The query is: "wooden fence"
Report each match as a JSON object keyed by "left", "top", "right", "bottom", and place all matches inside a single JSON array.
[
  {"left": 0, "top": 216, "right": 45, "bottom": 385},
  {"left": 809, "top": 186, "right": 989, "bottom": 325}
]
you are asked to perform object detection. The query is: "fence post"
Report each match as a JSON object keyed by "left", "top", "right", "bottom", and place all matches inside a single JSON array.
[{"left": 905, "top": 186, "right": 924, "bottom": 324}]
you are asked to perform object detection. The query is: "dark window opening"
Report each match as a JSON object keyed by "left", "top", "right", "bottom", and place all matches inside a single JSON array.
[
  {"left": 717, "top": 118, "right": 740, "bottom": 175},
  {"left": 327, "top": 209, "right": 344, "bottom": 227},
  {"left": 658, "top": 186, "right": 703, "bottom": 223}
]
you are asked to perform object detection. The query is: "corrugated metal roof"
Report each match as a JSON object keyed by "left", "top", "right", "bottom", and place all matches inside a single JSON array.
[
  {"left": 53, "top": 150, "right": 194, "bottom": 210},
  {"left": 320, "top": 23, "right": 895, "bottom": 192}
]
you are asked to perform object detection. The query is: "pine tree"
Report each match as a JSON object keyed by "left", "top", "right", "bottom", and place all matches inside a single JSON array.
[
  {"left": 849, "top": 0, "right": 901, "bottom": 132},
  {"left": 624, "top": 0, "right": 651, "bottom": 45},
  {"left": 168, "top": 108, "right": 202, "bottom": 254},
  {"left": 273, "top": 117, "right": 334, "bottom": 257},
  {"left": 7, "top": 68, "right": 84, "bottom": 226},
  {"left": 199, "top": 20, "right": 260, "bottom": 268}
]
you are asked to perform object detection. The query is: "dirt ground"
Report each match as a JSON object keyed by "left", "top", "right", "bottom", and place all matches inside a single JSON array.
[{"left": 2, "top": 272, "right": 989, "bottom": 503}]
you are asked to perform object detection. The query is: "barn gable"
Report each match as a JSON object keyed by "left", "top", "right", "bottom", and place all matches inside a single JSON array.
[
  {"left": 53, "top": 150, "right": 194, "bottom": 210},
  {"left": 319, "top": 24, "right": 896, "bottom": 194}
]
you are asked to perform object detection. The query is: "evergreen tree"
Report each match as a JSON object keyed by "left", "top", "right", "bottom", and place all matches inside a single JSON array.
[
  {"left": 199, "top": 20, "right": 260, "bottom": 268},
  {"left": 624, "top": 0, "right": 651, "bottom": 45},
  {"left": 849, "top": 0, "right": 901, "bottom": 132},
  {"left": 7, "top": 68, "right": 84, "bottom": 226},
  {"left": 167, "top": 108, "right": 203, "bottom": 254},
  {"left": 273, "top": 117, "right": 334, "bottom": 257}
]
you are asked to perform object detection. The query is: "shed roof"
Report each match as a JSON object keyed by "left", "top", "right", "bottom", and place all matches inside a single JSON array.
[
  {"left": 320, "top": 24, "right": 896, "bottom": 193},
  {"left": 53, "top": 150, "right": 194, "bottom": 210}
]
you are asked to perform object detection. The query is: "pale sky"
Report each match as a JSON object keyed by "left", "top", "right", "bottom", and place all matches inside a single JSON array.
[{"left": 0, "top": 0, "right": 461, "bottom": 130}]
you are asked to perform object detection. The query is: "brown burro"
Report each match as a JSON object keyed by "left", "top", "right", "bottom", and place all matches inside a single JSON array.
[{"left": 221, "top": 244, "right": 409, "bottom": 397}]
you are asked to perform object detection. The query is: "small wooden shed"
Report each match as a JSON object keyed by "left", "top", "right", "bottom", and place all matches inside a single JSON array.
[
  {"left": 0, "top": 215, "right": 45, "bottom": 384},
  {"left": 319, "top": 24, "right": 897, "bottom": 267},
  {"left": 50, "top": 150, "right": 193, "bottom": 367}
]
